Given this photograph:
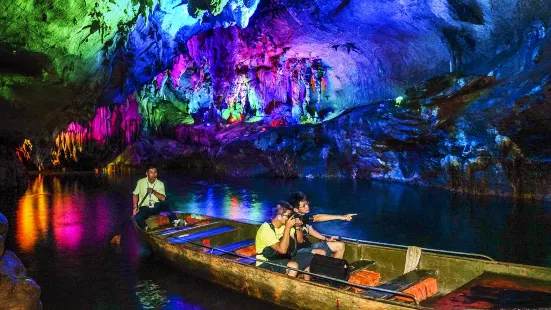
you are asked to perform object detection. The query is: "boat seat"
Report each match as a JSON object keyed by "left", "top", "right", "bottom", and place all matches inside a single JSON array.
[
  {"left": 347, "top": 260, "right": 380, "bottom": 292},
  {"left": 349, "top": 260, "right": 376, "bottom": 275},
  {"left": 145, "top": 213, "right": 211, "bottom": 230},
  {"left": 230, "top": 244, "right": 258, "bottom": 265},
  {"left": 210, "top": 239, "right": 255, "bottom": 256},
  {"left": 363, "top": 269, "right": 437, "bottom": 299},
  {"left": 153, "top": 221, "right": 220, "bottom": 237},
  {"left": 145, "top": 211, "right": 187, "bottom": 229},
  {"left": 167, "top": 226, "right": 236, "bottom": 244}
]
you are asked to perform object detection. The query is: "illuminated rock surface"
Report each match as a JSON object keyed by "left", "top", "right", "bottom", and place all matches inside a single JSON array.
[
  {"left": 0, "top": 213, "right": 42, "bottom": 309},
  {"left": 1, "top": 0, "right": 551, "bottom": 198}
]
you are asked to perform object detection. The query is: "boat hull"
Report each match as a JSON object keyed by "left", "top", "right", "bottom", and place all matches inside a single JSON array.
[
  {"left": 134, "top": 214, "right": 551, "bottom": 309},
  {"left": 134, "top": 218, "right": 417, "bottom": 310}
]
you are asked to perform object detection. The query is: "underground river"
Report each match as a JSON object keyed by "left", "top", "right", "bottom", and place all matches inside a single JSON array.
[{"left": 1, "top": 172, "right": 550, "bottom": 309}]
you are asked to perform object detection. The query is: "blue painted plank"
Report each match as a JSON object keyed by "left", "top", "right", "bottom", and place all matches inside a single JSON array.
[
  {"left": 154, "top": 221, "right": 219, "bottom": 237},
  {"left": 167, "top": 226, "right": 236, "bottom": 244},
  {"left": 210, "top": 239, "right": 255, "bottom": 256}
]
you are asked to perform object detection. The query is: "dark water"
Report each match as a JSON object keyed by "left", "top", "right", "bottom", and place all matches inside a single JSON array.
[{"left": 1, "top": 172, "right": 551, "bottom": 309}]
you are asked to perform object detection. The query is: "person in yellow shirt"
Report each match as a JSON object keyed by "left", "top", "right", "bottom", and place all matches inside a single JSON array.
[
  {"left": 132, "top": 165, "right": 182, "bottom": 230},
  {"left": 255, "top": 201, "right": 313, "bottom": 279}
]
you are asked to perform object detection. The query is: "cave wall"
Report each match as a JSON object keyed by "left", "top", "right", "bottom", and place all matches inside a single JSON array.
[{"left": 2, "top": 0, "right": 551, "bottom": 199}]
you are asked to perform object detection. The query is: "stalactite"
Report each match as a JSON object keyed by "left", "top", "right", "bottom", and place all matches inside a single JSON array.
[
  {"left": 15, "top": 139, "right": 33, "bottom": 166},
  {"left": 49, "top": 94, "right": 141, "bottom": 167},
  {"left": 170, "top": 54, "right": 191, "bottom": 88},
  {"left": 51, "top": 122, "right": 88, "bottom": 165},
  {"left": 120, "top": 94, "right": 142, "bottom": 144}
]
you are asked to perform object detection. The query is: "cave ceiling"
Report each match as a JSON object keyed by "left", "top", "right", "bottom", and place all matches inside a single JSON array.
[{"left": 2, "top": 0, "right": 551, "bottom": 198}]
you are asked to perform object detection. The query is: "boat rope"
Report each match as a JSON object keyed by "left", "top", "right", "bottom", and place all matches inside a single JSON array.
[
  {"left": 183, "top": 239, "right": 422, "bottom": 307},
  {"left": 404, "top": 246, "right": 421, "bottom": 274},
  {"left": 336, "top": 236, "right": 494, "bottom": 261}
]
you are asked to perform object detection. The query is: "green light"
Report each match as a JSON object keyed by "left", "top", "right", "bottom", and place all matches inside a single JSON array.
[{"left": 395, "top": 96, "right": 404, "bottom": 107}]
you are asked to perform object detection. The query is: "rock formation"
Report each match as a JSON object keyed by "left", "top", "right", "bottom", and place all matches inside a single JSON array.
[{"left": 0, "top": 212, "right": 42, "bottom": 309}]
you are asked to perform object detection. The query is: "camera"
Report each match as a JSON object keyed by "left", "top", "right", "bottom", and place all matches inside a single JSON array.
[{"left": 290, "top": 212, "right": 310, "bottom": 225}]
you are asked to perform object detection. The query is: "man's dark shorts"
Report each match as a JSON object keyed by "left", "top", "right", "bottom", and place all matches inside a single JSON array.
[{"left": 258, "top": 252, "right": 313, "bottom": 274}]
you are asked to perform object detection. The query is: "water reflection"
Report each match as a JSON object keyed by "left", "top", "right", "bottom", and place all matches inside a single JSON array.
[
  {"left": 136, "top": 280, "right": 169, "bottom": 309},
  {"left": 3, "top": 173, "right": 551, "bottom": 309},
  {"left": 16, "top": 175, "right": 49, "bottom": 252},
  {"left": 52, "top": 190, "right": 83, "bottom": 251},
  {"left": 16, "top": 175, "right": 113, "bottom": 253}
]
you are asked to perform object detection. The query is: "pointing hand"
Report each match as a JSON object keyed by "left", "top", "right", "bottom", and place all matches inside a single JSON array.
[{"left": 341, "top": 214, "right": 357, "bottom": 221}]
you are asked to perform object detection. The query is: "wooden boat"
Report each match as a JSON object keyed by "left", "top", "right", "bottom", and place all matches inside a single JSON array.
[{"left": 133, "top": 212, "right": 551, "bottom": 309}]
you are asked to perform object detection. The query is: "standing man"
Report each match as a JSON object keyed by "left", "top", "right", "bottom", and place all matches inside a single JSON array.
[
  {"left": 289, "top": 191, "right": 356, "bottom": 259},
  {"left": 133, "top": 165, "right": 181, "bottom": 230},
  {"left": 255, "top": 201, "right": 313, "bottom": 279}
]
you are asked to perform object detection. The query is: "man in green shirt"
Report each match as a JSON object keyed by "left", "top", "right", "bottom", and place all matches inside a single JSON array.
[
  {"left": 255, "top": 201, "right": 313, "bottom": 279},
  {"left": 133, "top": 165, "right": 181, "bottom": 230}
]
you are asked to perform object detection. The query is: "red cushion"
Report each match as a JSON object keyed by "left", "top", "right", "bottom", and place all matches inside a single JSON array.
[
  {"left": 396, "top": 277, "right": 438, "bottom": 302},
  {"left": 348, "top": 270, "right": 381, "bottom": 292}
]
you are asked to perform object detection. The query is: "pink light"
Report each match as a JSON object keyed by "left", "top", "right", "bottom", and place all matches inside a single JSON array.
[
  {"left": 229, "top": 196, "right": 240, "bottom": 218},
  {"left": 121, "top": 95, "right": 141, "bottom": 144},
  {"left": 111, "top": 106, "right": 121, "bottom": 139},
  {"left": 52, "top": 186, "right": 83, "bottom": 251},
  {"left": 123, "top": 95, "right": 140, "bottom": 120},
  {"left": 67, "top": 122, "right": 86, "bottom": 133},
  {"left": 155, "top": 72, "right": 166, "bottom": 90},
  {"left": 93, "top": 195, "right": 112, "bottom": 242},
  {"left": 190, "top": 70, "right": 201, "bottom": 90},
  {"left": 90, "top": 107, "right": 111, "bottom": 144},
  {"left": 170, "top": 54, "right": 189, "bottom": 88}
]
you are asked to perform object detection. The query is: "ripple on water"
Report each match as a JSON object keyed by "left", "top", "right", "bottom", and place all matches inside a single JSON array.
[{"left": 136, "top": 280, "right": 169, "bottom": 309}]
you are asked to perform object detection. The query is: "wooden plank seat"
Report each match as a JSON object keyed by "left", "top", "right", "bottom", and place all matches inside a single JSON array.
[
  {"left": 209, "top": 239, "right": 255, "bottom": 256},
  {"left": 145, "top": 212, "right": 211, "bottom": 230},
  {"left": 167, "top": 226, "right": 236, "bottom": 244},
  {"left": 153, "top": 221, "right": 220, "bottom": 237},
  {"left": 362, "top": 269, "right": 436, "bottom": 299}
]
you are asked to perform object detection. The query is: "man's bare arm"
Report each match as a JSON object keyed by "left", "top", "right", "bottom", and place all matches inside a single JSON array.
[
  {"left": 132, "top": 194, "right": 139, "bottom": 215},
  {"left": 307, "top": 225, "right": 336, "bottom": 242},
  {"left": 294, "top": 219, "right": 304, "bottom": 243},
  {"left": 270, "top": 218, "right": 296, "bottom": 254},
  {"left": 313, "top": 213, "right": 357, "bottom": 222},
  {"left": 147, "top": 188, "right": 166, "bottom": 201}
]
